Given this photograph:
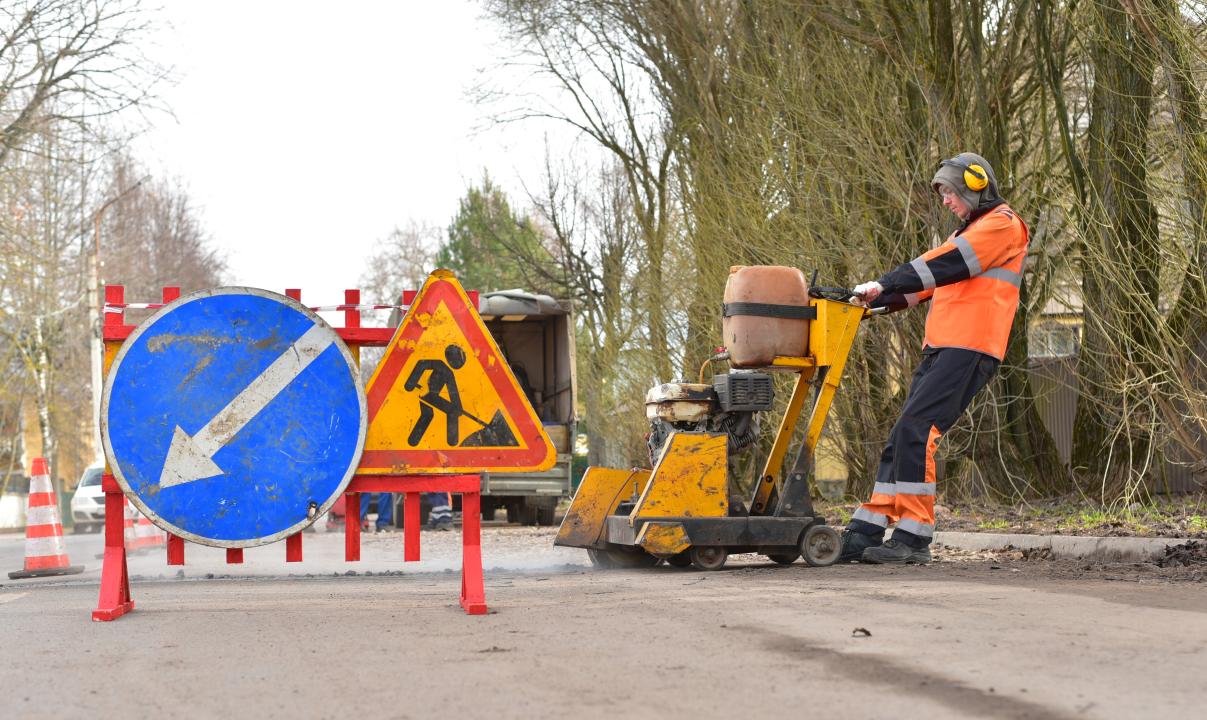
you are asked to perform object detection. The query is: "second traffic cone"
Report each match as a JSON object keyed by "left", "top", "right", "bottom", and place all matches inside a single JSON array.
[
  {"left": 134, "top": 512, "right": 165, "bottom": 550},
  {"left": 123, "top": 498, "right": 139, "bottom": 553},
  {"left": 8, "top": 458, "right": 84, "bottom": 579}
]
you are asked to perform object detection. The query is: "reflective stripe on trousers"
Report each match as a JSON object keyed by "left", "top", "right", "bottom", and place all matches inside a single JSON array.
[{"left": 424, "top": 492, "right": 452, "bottom": 524}]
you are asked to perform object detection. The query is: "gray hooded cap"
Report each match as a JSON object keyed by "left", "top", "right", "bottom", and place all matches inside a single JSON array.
[{"left": 931, "top": 152, "right": 1001, "bottom": 212}]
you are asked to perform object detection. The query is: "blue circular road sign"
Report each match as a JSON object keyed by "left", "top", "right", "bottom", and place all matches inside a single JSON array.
[{"left": 101, "top": 287, "right": 367, "bottom": 548}]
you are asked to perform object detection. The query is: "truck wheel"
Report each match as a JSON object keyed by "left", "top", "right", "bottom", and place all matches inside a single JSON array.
[
  {"left": 689, "top": 546, "right": 728, "bottom": 571},
  {"left": 519, "top": 504, "right": 539, "bottom": 525},
  {"left": 506, "top": 503, "right": 520, "bottom": 524},
  {"left": 517, "top": 500, "right": 556, "bottom": 526},
  {"left": 480, "top": 499, "right": 496, "bottom": 521},
  {"left": 800, "top": 525, "right": 842, "bottom": 567}
]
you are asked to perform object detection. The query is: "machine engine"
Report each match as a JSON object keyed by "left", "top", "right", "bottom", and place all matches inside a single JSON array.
[{"left": 644, "top": 372, "right": 775, "bottom": 466}]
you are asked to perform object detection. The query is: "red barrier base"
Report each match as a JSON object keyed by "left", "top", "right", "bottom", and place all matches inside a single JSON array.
[
  {"left": 347, "top": 474, "right": 487, "bottom": 615},
  {"left": 92, "top": 473, "right": 488, "bottom": 619},
  {"left": 93, "top": 474, "right": 134, "bottom": 622}
]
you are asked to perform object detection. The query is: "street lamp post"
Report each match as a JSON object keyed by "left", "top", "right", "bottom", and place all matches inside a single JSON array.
[{"left": 88, "top": 176, "right": 150, "bottom": 460}]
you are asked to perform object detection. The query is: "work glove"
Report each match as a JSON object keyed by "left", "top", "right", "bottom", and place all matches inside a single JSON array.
[{"left": 852, "top": 281, "right": 883, "bottom": 306}]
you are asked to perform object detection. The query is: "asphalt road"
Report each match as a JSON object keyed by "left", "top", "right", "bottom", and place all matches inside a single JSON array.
[{"left": 1, "top": 527, "right": 1204, "bottom": 720}]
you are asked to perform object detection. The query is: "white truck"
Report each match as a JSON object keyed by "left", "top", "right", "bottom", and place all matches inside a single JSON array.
[{"left": 476, "top": 290, "right": 576, "bottom": 525}]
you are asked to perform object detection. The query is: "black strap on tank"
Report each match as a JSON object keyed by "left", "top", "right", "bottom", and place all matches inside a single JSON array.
[{"left": 722, "top": 302, "right": 816, "bottom": 320}]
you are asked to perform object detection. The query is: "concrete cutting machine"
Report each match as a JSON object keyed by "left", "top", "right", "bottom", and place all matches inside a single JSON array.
[{"left": 555, "top": 273, "right": 866, "bottom": 570}]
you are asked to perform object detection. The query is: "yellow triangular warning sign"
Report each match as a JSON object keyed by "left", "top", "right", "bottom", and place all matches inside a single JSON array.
[{"left": 357, "top": 269, "right": 556, "bottom": 474}]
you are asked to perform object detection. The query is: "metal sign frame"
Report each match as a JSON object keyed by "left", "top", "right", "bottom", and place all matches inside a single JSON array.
[
  {"left": 93, "top": 283, "right": 490, "bottom": 621},
  {"left": 100, "top": 286, "right": 367, "bottom": 548}
]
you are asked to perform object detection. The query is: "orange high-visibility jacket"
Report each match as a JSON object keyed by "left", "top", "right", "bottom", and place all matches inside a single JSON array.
[{"left": 874, "top": 203, "right": 1029, "bottom": 360}]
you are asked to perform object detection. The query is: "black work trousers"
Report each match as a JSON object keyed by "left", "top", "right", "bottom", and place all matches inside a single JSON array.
[{"left": 847, "top": 347, "right": 998, "bottom": 547}]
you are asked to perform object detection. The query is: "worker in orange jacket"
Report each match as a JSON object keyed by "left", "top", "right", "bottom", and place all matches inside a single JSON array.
[{"left": 841, "top": 152, "right": 1029, "bottom": 564}]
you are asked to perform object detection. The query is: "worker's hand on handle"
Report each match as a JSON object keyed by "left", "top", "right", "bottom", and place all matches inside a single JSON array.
[{"left": 851, "top": 281, "right": 883, "bottom": 306}]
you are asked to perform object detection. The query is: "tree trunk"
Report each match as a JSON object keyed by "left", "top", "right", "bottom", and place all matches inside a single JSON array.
[
  {"left": 1072, "top": 0, "right": 1159, "bottom": 493},
  {"left": 31, "top": 317, "right": 60, "bottom": 499}
]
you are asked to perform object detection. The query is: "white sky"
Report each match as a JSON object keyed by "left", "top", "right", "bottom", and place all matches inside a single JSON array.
[{"left": 134, "top": 1, "right": 565, "bottom": 306}]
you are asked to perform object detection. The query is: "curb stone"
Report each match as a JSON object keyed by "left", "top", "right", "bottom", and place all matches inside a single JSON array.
[{"left": 933, "top": 531, "right": 1194, "bottom": 563}]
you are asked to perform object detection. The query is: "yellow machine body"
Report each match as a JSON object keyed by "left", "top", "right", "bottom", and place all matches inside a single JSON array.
[
  {"left": 630, "top": 433, "right": 728, "bottom": 521},
  {"left": 635, "top": 522, "right": 692, "bottom": 556},
  {"left": 555, "top": 297, "right": 864, "bottom": 567},
  {"left": 556, "top": 467, "right": 650, "bottom": 549}
]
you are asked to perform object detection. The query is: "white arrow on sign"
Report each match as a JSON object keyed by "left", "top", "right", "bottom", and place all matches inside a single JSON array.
[{"left": 158, "top": 323, "right": 335, "bottom": 488}]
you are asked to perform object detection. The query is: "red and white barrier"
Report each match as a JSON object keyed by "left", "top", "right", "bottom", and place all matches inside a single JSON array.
[
  {"left": 7, "top": 458, "right": 84, "bottom": 579},
  {"left": 105, "top": 302, "right": 405, "bottom": 314}
]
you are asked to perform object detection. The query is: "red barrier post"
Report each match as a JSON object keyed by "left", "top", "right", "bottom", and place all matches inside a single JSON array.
[
  {"left": 460, "top": 488, "right": 487, "bottom": 615},
  {"left": 167, "top": 534, "right": 185, "bottom": 565},
  {"left": 342, "top": 289, "right": 363, "bottom": 563},
  {"left": 404, "top": 492, "right": 421, "bottom": 561},
  {"left": 92, "top": 473, "right": 134, "bottom": 621},
  {"left": 286, "top": 533, "right": 303, "bottom": 562},
  {"left": 93, "top": 286, "right": 134, "bottom": 622},
  {"left": 345, "top": 493, "right": 361, "bottom": 561}
]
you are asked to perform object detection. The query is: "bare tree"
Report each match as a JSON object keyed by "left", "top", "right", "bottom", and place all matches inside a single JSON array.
[
  {"left": 481, "top": 0, "right": 1207, "bottom": 501},
  {"left": 0, "top": 0, "right": 164, "bottom": 169},
  {"left": 0, "top": 141, "right": 223, "bottom": 500},
  {"left": 99, "top": 155, "right": 226, "bottom": 300},
  {"left": 482, "top": 0, "right": 679, "bottom": 383},
  {"left": 0, "top": 126, "right": 95, "bottom": 495},
  {"left": 359, "top": 220, "right": 440, "bottom": 306},
  {"left": 532, "top": 154, "right": 655, "bottom": 465}
]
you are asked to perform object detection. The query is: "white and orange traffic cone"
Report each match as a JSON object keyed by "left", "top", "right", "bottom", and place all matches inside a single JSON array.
[
  {"left": 8, "top": 458, "right": 84, "bottom": 579},
  {"left": 123, "top": 498, "right": 139, "bottom": 554},
  {"left": 134, "top": 511, "right": 165, "bottom": 550}
]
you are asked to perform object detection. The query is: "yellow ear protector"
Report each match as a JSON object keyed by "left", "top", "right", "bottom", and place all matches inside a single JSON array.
[{"left": 941, "top": 159, "right": 990, "bottom": 192}]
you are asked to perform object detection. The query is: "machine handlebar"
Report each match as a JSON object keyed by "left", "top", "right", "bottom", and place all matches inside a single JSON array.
[{"left": 808, "top": 286, "right": 856, "bottom": 302}]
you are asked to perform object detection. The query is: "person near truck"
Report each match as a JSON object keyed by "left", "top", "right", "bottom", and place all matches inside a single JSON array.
[
  {"left": 424, "top": 492, "right": 453, "bottom": 530},
  {"left": 361, "top": 493, "right": 394, "bottom": 532},
  {"left": 842, "top": 152, "right": 1029, "bottom": 564}
]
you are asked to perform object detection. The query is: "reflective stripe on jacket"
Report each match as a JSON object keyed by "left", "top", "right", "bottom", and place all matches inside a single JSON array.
[{"left": 873, "top": 203, "right": 1029, "bottom": 360}]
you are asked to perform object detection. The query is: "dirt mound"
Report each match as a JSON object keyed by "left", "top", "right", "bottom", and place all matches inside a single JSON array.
[
  {"left": 1021, "top": 547, "right": 1054, "bottom": 561},
  {"left": 1156, "top": 540, "right": 1207, "bottom": 568}
]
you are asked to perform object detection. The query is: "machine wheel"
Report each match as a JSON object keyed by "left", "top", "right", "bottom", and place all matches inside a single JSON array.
[
  {"left": 800, "top": 525, "right": 842, "bottom": 567},
  {"left": 587, "top": 548, "right": 660, "bottom": 569},
  {"left": 666, "top": 551, "right": 693, "bottom": 568},
  {"left": 689, "top": 546, "right": 728, "bottom": 571},
  {"left": 766, "top": 551, "right": 799, "bottom": 566}
]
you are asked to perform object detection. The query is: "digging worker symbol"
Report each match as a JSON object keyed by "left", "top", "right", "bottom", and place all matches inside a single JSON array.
[
  {"left": 403, "top": 343, "right": 520, "bottom": 448},
  {"left": 844, "top": 152, "right": 1029, "bottom": 565},
  {"left": 405, "top": 344, "right": 469, "bottom": 446}
]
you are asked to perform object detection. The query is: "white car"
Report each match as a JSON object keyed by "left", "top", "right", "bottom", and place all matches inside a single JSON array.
[{"left": 70, "top": 463, "right": 106, "bottom": 533}]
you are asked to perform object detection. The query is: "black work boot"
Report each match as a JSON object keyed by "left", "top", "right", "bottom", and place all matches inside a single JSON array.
[
  {"left": 860, "top": 538, "right": 931, "bottom": 564},
  {"left": 839, "top": 530, "right": 882, "bottom": 563}
]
